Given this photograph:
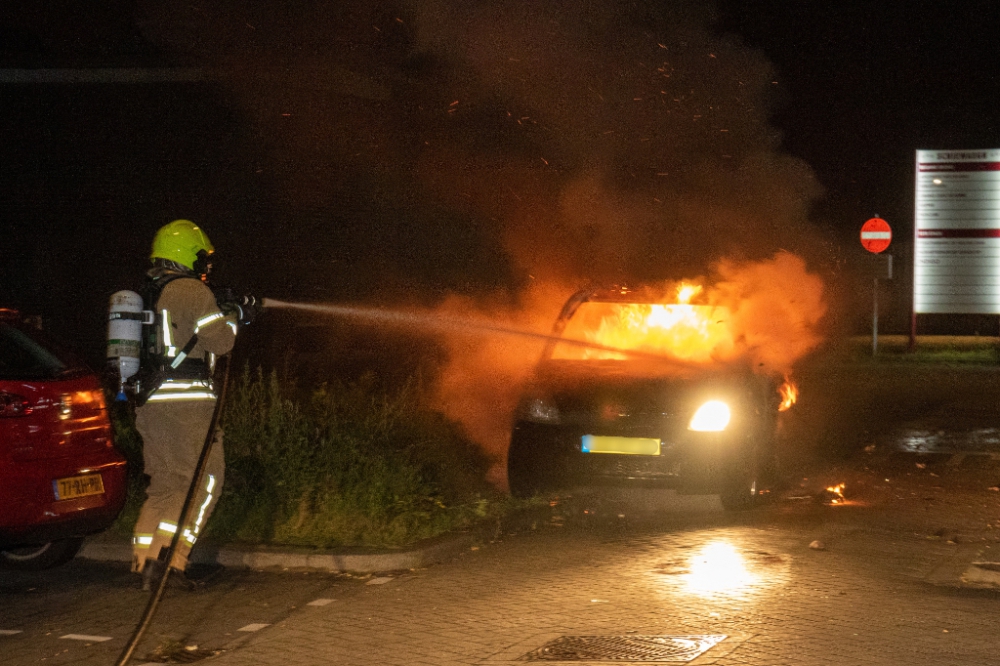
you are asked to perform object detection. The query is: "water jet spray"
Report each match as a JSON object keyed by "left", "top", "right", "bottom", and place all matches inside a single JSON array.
[{"left": 262, "top": 298, "right": 682, "bottom": 363}]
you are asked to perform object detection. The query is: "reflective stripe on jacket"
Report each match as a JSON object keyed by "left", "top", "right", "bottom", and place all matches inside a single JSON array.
[{"left": 147, "top": 277, "right": 237, "bottom": 402}]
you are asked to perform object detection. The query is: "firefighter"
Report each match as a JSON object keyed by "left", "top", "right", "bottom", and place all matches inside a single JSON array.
[{"left": 131, "top": 219, "right": 253, "bottom": 590}]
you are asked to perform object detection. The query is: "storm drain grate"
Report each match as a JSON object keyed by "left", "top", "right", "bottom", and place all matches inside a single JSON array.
[{"left": 521, "top": 635, "right": 727, "bottom": 662}]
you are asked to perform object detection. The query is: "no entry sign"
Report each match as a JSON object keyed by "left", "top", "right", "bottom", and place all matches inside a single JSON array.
[{"left": 861, "top": 217, "right": 892, "bottom": 253}]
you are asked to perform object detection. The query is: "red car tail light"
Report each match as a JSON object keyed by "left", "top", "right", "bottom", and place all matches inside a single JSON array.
[
  {"left": 77, "top": 390, "right": 107, "bottom": 411},
  {"left": 0, "top": 391, "right": 32, "bottom": 417}
]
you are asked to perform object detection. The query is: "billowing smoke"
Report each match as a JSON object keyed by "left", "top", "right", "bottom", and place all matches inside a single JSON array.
[
  {"left": 404, "top": 0, "right": 826, "bottom": 282},
  {"left": 135, "top": 1, "right": 833, "bottom": 485}
]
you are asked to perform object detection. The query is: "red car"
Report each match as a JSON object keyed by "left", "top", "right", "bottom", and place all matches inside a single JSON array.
[{"left": 0, "top": 309, "right": 127, "bottom": 569}]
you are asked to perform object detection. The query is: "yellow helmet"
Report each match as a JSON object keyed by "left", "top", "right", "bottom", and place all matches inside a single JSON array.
[{"left": 150, "top": 219, "right": 215, "bottom": 271}]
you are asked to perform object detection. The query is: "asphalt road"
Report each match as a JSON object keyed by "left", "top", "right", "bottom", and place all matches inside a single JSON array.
[{"left": 3, "top": 363, "right": 1000, "bottom": 665}]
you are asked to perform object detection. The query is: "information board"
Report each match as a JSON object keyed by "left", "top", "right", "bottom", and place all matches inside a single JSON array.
[{"left": 914, "top": 149, "right": 1000, "bottom": 314}]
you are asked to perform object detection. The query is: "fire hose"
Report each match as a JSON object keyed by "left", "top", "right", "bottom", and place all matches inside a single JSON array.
[{"left": 113, "top": 354, "right": 232, "bottom": 666}]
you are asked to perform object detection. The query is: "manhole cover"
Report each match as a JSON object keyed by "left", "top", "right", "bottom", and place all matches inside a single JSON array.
[{"left": 522, "top": 635, "right": 727, "bottom": 662}]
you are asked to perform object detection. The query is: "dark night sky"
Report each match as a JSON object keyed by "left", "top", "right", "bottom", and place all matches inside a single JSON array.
[
  {"left": 719, "top": 1, "right": 1000, "bottom": 334},
  {"left": 3, "top": 0, "right": 1000, "bottom": 366},
  {"left": 719, "top": 1, "right": 1000, "bottom": 227}
]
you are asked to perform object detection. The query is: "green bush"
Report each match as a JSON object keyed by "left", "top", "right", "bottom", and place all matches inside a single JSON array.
[
  {"left": 207, "top": 367, "right": 500, "bottom": 548},
  {"left": 107, "top": 397, "right": 147, "bottom": 536}
]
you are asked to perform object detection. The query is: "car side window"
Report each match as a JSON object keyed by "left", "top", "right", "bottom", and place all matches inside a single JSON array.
[{"left": 0, "top": 323, "right": 71, "bottom": 380}]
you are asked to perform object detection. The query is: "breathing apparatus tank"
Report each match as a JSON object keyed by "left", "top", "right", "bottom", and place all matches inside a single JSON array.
[{"left": 107, "top": 290, "right": 152, "bottom": 401}]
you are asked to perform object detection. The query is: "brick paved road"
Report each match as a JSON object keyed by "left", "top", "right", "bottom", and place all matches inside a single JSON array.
[
  {"left": 204, "top": 492, "right": 1000, "bottom": 666},
  {"left": 3, "top": 364, "right": 1000, "bottom": 665},
  {"left": 5, "top": 474, "right": 1000, "bottom": 666}
]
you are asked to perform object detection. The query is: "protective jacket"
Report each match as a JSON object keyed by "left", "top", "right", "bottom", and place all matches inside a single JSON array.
[{"left": 141, "top": 267, "right": 237, "bottom": 402}]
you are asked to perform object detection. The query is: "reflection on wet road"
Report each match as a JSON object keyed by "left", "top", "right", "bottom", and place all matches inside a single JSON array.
[
  {"left": 650, "top": 537, "right": 791, "bottom": 601},
  {"left": 881, "top": 386, "right": 1000, "bottom": 455},
  {"left": 897, "top": 427, "right": 1000, "bottom": 454}
]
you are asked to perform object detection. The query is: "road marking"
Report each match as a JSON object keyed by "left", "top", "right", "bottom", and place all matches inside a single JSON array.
[
  {"left": 238, "top": 623, "right": 270, "bottom": 633},
  {"left": 307, "top": 598, "right": 335, "bottom": 606},
  {"left": 366, "top": 576, "right": 393, "bottom": 585},
  {"left": 60, "top": 634, "right": 113, "bottom": 642},
  {"left": 0, "top": 630, "right": 22, "bottom": 636}
]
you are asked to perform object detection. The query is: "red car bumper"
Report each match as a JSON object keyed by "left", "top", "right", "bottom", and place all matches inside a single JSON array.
[
  {"left": 1, "top": 374, "right": 129, "bottom": 549},
  {"left": 0, "top": 455, "right": 127, "bottom": 548}
]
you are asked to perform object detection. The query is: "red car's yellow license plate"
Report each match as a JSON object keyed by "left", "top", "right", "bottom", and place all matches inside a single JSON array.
[{"left": 53, "top": 473, "right": 105, "bottom": 501}]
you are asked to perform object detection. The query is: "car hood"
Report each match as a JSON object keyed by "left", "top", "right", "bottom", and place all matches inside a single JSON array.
[{"left": 524, "top": 360, "right": 774, "bottom": 420}]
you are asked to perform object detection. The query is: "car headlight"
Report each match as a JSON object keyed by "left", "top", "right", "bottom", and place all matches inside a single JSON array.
[
  {"left": 688, "top": 400, "right": 731, "bottom": 432},
  {"left": 521, "top": 397, "right": 561, "bottom": 424}
]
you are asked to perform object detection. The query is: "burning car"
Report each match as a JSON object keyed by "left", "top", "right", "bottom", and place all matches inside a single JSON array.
[{"left": 507, "top": 285, "right": 790, "bottom": 509}]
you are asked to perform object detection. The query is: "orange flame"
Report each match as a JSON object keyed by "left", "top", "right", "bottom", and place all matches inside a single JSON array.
[
  {"left": 825, "top": 483, "right": 846, "bottom": 504},
  {"left": 553, "top": 281, "right": 735, "bottom": 363},
  {"left": 777, "top": 378, "right": 798, "bottom": 411},
  {"left": 676, "top": 282, "right": 702, "bottom": 305}
]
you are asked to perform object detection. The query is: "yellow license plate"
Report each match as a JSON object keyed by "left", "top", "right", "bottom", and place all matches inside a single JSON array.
[
  {"left": 53, "top": 473, "right": 105, "bottom": 501},
  {"left": 581, "top": 435, "right": 661, "bottom": 455}
]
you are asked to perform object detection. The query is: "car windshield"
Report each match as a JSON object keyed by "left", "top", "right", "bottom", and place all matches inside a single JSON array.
[
  {"left": 0, "top": 322, "right": 88, "bottom": 380},
  {"left": 550, "top": 300, "right": 734, "bottom": 364}
]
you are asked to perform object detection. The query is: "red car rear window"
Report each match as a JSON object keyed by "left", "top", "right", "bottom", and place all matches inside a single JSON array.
[{"left": 0, "top": 322, "right": 89, "bottom": 380}]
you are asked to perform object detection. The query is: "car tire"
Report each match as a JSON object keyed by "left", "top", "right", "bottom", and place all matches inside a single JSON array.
[{"left": 0, "top": 538, "right": 84, "bottom": 570}]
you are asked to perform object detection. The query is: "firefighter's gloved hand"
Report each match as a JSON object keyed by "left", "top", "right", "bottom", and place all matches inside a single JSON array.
[
  {"left": 215, "top": 287, "right": 261, "bottom": 327},
  {"left": 234, "top": 294, "right": 261, "bottom": 326},
  {"left": 221, "top": 294, "right": 260, "bottom": 327}
]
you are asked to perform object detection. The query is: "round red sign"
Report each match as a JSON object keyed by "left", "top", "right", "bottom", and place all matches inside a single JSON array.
[{"left": 860, "top": 217, "right": 892, "bottom": 253}]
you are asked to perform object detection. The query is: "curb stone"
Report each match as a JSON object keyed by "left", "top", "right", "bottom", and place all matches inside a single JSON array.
[
  {"left": 76, "top": 507, "right": 545, "bottom": 574},
  {"left": 960, "top": 543, "right": 1000, "bottom": 588},
  {"left": 961, "top": 561, "right": 1000, "bottom": 588},
  {"left": 78, "top": 532, "right": 481, "bottom": 574}
]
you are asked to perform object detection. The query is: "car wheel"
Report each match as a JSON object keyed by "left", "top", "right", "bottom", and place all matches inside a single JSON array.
[{"left": 0, "top": 538, "right": 84, "bottom": 570}]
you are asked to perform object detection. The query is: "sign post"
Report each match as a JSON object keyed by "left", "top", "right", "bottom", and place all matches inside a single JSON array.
[{"left": 861, "top": 216, "right": 892, "bottom": 355}]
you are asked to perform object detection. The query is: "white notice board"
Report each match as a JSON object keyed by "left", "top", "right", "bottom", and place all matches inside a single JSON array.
[{"left": 914, "top": 149, "right": 1000, "bottom": 314}]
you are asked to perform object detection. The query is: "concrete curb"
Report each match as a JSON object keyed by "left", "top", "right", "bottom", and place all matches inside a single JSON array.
[
  {"left": 961, "top": 561, "right": 1000, "bottom": 588},
  {"left": 78, "top": 532, "right": 481, "bottom": 574},
  {"left": 920, "top": 541, "right": 1000, "bottom": 590}
]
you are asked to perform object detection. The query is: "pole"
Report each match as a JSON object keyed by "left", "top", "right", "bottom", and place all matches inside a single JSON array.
[
  {"left": 114, "top": 355, "right": 232, "bottom": 666},
  {"left": 872, "top": 277, "right": 879, "bottom": 356}
]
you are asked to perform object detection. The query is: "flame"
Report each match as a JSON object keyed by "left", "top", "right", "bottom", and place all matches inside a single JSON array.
[
  {"left": 676, "top": 282, "right": 702, "bottom": 304},
  {"left": 553, "top": 286, "right": 735, "bottom": 363},
  {"left": 825, "top": 483, "right": 846, "bottom": 504},
  {"left": 777, "top": 378, "right": 798, "bottom": 411}
]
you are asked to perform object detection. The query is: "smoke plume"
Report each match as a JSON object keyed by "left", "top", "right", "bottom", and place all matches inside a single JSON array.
[{"left": 135, "top": 1, "right": 833, "bottom": 485}]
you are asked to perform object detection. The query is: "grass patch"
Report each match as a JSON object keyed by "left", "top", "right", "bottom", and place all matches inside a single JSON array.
[
  {"left": 843, "top": 335, "right": 1000, "bottom": 365},
  {"left": 110, "top": 368, "right": 518, "bottom": 549}
]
